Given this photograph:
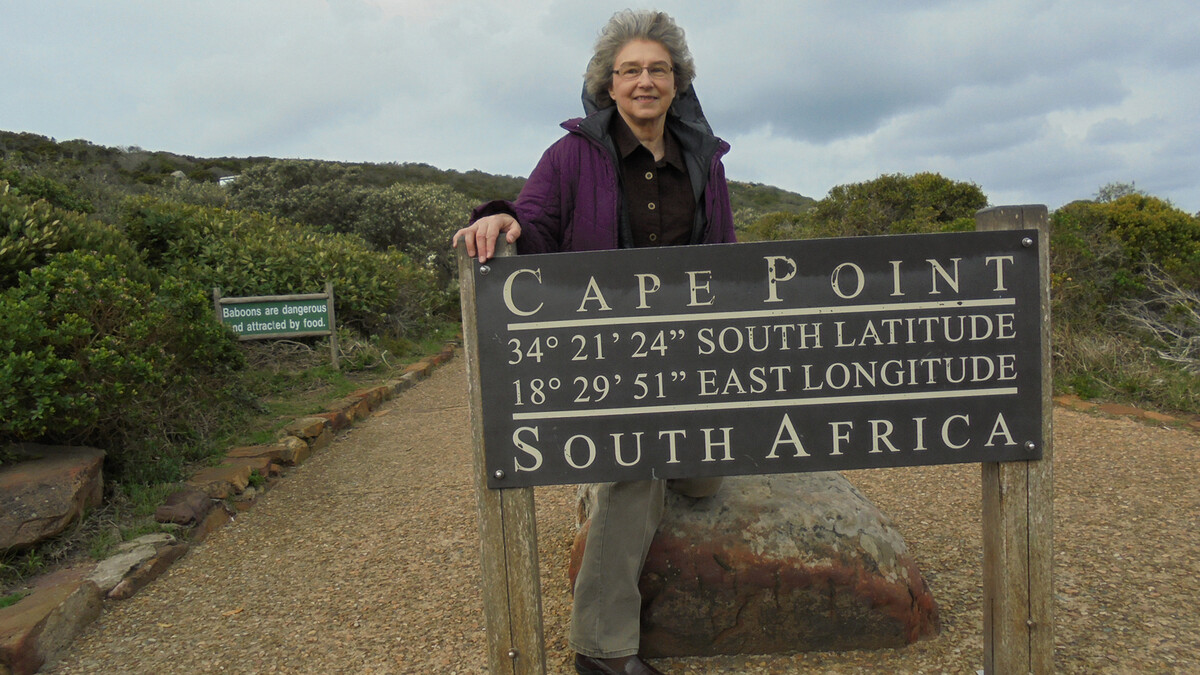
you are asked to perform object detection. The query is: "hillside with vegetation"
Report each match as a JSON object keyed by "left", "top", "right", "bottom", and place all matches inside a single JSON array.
[
  {"left": 4, "top": 129, "right": 1195, "bottom": 461},
  {"left": 2, "top": 129, "right": 1198, "bottom": 585},
  {"left": 737, "top": 172, "right": 1200, "bottom": 415}
]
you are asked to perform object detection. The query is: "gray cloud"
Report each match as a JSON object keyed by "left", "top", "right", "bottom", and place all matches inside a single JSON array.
[{"left": 1, "top": 0, "right": 1196, "bottom": 213}]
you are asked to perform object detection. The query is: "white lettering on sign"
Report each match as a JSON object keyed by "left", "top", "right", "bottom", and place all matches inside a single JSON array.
[
  {"left": 476, "top": 231, "right": 1042, "bottom": 487},
  {"left": 504, "top": 268, "right": 544, "bottom": 317}
]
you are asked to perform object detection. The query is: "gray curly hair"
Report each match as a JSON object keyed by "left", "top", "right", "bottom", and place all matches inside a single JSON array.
[{"left": 583, "top": 9, "right": 696, "bottom": 109}]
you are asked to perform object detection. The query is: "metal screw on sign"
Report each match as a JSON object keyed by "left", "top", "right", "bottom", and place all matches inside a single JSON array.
[
  {"left": 480, "top": 265, "right": 491, "bottom": 276},
  {"left": 1021, "top": 237, "right": 1034, "bottom": 248},
  {"left": 1025, "top": 441, "right": 1037, "bottom": 452},
  {"left": 493, "top": 469, "right": 506, "bottom": 480}
]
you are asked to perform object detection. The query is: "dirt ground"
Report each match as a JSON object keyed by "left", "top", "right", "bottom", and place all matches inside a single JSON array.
[{"left": 46, "top": 357, "right": 1199, "bottom": 674}]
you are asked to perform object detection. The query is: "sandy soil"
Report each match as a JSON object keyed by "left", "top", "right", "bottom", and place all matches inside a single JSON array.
[{"left": 47, "top": 357, "right": 1199, "bottom": 674}]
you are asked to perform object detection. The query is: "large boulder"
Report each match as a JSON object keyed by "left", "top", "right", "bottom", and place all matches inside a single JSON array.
[
  {"left": 570, "top": 473, "right": 940, "bottom": 657},
  {"left": 0, "top": 445, "right": 105, "bottom": 551}
]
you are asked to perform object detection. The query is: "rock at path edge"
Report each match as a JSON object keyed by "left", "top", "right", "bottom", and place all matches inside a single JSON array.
[{"left": 571, "top": 472, "right": 941, "bottom": 658}]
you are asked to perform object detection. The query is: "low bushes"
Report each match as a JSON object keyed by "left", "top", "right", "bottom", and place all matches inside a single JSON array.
[
  {"left": 118, "top": 196, "right": 453, "bottom": 335},
  {"left": 2, "top": 188, "right": 249, "bottom": 481},
  {"left": 1049, "top": 194, "right": 1200, "bottom": 410},
  {"left": 738, "top": 172, "right": 982, "bottom": 242},
  {"left": 0, "top": 183, "right": 131, "bottom": 287},
  {"left": 350, "top": 182, "right": 473, "bottom": 276},
  {"left": 225, "top": 159, "right": 474, "bottom": 276},
  {"left": 2, "top": 172, "right": 458, "bottom": 482},
  {"left": 742, "top": 177, "right": 1200, "bottom": 414},
  {"left": 0, "top": 161, "right": 94, "bottom": 213}
]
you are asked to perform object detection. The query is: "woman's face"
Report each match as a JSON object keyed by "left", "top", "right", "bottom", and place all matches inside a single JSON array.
[{"left": 608, "top": 39, "right": 676, "bottom": 128}]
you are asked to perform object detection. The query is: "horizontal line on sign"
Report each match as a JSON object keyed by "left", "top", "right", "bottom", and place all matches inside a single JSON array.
[
  {"left": 235, "top": 330, "right": 332, "bottom": 341},
  {"left": 510, "top": 387, "right": 1019, "bottom": 421},
  {"left": 506, "top": 298, "right": 1017, "bottom": 332},
  {"left": 219, "top": 293, "right": 329, "bottom": 304}
]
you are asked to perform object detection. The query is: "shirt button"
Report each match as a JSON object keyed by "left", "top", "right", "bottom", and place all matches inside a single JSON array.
[
  {"left": 647, "top": 202, "right": 656, "bottom": 210},
  {"left": 645, "top": 171, "right": 654, "bottom": 180}
]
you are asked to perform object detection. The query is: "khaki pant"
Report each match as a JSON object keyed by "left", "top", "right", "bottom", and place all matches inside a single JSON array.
[{"left": 569, "top": 477, "right": 723, "bottom": 658}]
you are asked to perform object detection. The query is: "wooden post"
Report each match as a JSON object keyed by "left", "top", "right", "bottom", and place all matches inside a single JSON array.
[
  {"left": 458, "top": 241, "right": 547, "bottom": 674},
  {"left": 976, "top": 206, "right": 1054, "bottom": 674},
  {"left": 325, "top": 280, "right": 339, "bottom": 370}
]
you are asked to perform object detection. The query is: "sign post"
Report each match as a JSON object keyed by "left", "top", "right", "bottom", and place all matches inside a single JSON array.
[
  {"left": 459, "top": 241, "right": 546, "bottom": 675},
  {"left": 460, "top": 208, "right": 1053, "bottom": 673},
  {"left": 978, "top": 205, "right": 1054, "bottom": 674}
]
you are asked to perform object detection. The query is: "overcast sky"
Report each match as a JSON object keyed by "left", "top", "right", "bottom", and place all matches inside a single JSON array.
[{"left": 4, "top": 0, "right": 1198, "bottom": 213}]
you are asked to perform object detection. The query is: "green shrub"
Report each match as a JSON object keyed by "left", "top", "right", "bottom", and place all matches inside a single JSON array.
[
  {"left": 118, "top": 197, "right": 453, "bottom": 335},
  {"left": 226, "top": 159, "right": 368, "bottom": 232},
  {"left": 0, "top": 162, "right": 94, "bottom": 213},
  {"left": 1048, "top": 193, "right": 1200, "bottom": 411},
  {"left": 151, "top": 178, "right": 230, "bottom": 209},
  {"left": 1048, "top": 200, "right": 1130, "bottom": 328},
  {"left": 809, "top": 172, "right": 987, "bottom": 237},
  {"left": 734, "top": 173, "right": 984, "bottom": 242},
  {"left": 739, "top": 173, "right": 980, "bottom": 243},
  {"left": 739, "top": 210, "right": 813, "bottom": 241},
  {"left": 226, "top": 160, "right": 475, "bottom": 277},
  {"left": 1104, "top": 194, "right": 1200, "bottom": 287},
  {"left": 0, "top": 290, "right": 90, "bottom": 439},
  {"left": 0, "top": 251, "right": 247, "bottom": 481},
  {"left": 1, "top": 182, "right": 136, "bottom": 288},
  {"left": 2, "top": 181, "right": 249, "bottom": 479},
  {"left": 349, "top": 182, "right": 473, "bottom": 276},
  {"left": 1049, "top": 196, "right": 1200, "bottom": 324}
]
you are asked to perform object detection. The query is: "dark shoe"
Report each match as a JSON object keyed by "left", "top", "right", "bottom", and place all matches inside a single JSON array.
[{"left": 574, "top": 653, "right": 665, "bottom": 675}]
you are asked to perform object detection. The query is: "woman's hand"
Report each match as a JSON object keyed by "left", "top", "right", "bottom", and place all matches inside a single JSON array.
[{"left": 452, "top": 214, "right": 522, "bottom": 263}]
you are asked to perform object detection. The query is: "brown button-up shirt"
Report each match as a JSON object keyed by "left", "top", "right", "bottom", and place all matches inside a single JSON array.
[{"left": 612, "top": 115, "right": 694, "bottom": 247}]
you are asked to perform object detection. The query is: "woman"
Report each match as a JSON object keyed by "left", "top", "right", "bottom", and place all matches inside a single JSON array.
[{"left": 453, "top": 10, "right": 731, "bottom": 675}]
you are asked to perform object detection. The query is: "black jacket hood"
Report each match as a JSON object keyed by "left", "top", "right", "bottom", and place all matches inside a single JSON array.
[{"left": 576, "top": 83, "right": 724, "bottom": 249}]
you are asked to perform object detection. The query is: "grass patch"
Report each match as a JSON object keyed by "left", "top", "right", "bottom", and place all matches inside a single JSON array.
[
  {"left": 0, "top": 549, "right": 46, "bottom": 589},
  {"left": 1054, "top": 328, "right": 1200, "bottom": 414},
  {"left": 77, "top": 484, "right": 179, "bottom": 563},
  {"left": 219, "top": 322, "right": 459, "bottom": 450},
  {"left": 87, "top": 528, "right": 121, "bottom": 561},
  {"left": 1, "top": 590, "right": 31, "bottom": 609}
]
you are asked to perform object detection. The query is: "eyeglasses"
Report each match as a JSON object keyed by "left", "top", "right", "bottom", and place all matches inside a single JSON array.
[{"left": 612, "top": 63, "right": 673, "bottom": 81}]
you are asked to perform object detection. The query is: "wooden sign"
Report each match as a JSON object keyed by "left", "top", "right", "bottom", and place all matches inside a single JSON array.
[
  {"left": 471, "top": 230, "right": 1042, "bottom": 488},
  {"left": 459, "top": 205, "right": 1053, "bottom": 675}
]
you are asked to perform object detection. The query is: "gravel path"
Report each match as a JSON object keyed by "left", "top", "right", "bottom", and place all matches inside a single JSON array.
[{"left": 48, "top": 356, "right": 1199, "bottom": 674}]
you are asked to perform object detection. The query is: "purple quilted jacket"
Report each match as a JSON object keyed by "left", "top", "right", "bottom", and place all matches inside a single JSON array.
[{"left": 470, "top": 88, "right": 735, "bottom": 253}]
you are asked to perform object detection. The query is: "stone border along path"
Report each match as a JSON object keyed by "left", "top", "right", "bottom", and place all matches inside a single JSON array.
[
  {"left": 4, "top": 342, "right": 1197, "bottom": 673},
  {"left": 0, "top": 342, "right": 459, "bottom": 675},
  {"left": 1053, "top": 393, "right": 1200, "bottom": 431}
]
